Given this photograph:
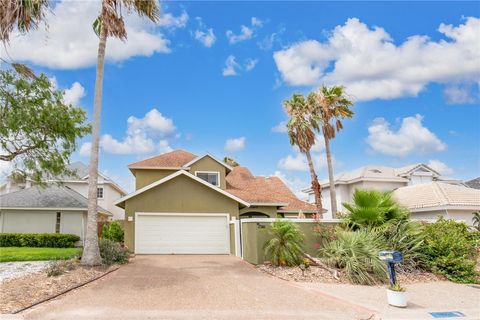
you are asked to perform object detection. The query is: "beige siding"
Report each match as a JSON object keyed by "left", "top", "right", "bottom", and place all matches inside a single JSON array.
[
  {"left": 61, "top": 211, "right": 86, "bottom": 240},
  {"left": 189, "top": 156, "right": 227, "bottom": 190},
  {"left": 411, "top": 209, "right": 476, "bottom": 226},
  {"left": 133, "top": 169, "right": 177, "bottom": 190}
]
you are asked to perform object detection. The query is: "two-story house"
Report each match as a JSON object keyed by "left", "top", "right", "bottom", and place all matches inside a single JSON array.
[{"left": 115, "top": 149, "right": 315, "bottom": 254}]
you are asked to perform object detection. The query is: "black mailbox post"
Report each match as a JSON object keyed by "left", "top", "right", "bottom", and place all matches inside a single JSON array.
[{"left": 379, "top": 251, "right": 403, "bottom": 286}]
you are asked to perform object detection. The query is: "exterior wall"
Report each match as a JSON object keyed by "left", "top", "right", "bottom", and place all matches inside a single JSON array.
[
  {"left": 411, "top": 209, "right": 476, "bottom": 226},
  {"left": 189, "top": 156, "right": 227, "bottom": 190},
  {"left": 123, "top": 174, "right": 240, "bottom": 251},
  {"left": 229, "top": 224, "right": 235, "bottom": 254},
  {"left": 239, "top": 206, "right": 277, "bottom": 218},
  {"left": 133, "top": 169, "right": 178, "bottom": 190}
]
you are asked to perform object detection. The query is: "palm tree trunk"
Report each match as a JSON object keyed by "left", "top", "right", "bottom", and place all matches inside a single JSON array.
[
  {"left": 323, "top": 134, "right": 338, "bottom": 218},
  {"left": 81, "top": 22, "right": 107, "bottom": 266},
  {"left": 305, "top": 150, "right": 323, "bottom": 218}
]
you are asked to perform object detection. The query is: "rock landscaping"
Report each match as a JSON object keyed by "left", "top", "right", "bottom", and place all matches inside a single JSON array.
[{"left": 0, "top": 261, "right": 51, "bottom": 282}]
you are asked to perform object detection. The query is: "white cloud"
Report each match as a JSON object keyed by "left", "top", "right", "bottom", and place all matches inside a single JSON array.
[
  {"left": 222, "top": 55, "right": 258, "bottom": 76},
  {"left": 193, "top": 17, "right": 216, "bottom": 48},
  {"left": 158, "top": 10, "right": 189, "bottom": 28},
  {"left": 0, "top": 1, "right": 180, "bottom": 69},
  {"left": 226, "top": 17, "right": 263, "bottom": 44},
  {"left": 224, "top": 137, "right": 246, "bottom": 152},
  {"left": 273, "top": 170, "right": 309, "bottom": 200},
  {"left": 273, "top": 17, "right": 480, "bottom": 101},
  {"left": 0, "top": 159, "right": 13, "bottom": 180},
  {"left": 443, "top": 83, "right": 479, "bottom": 104},
  {"left": 366, "top": 114, "right": 446, "bottom": 157},
  {"left": 79, "top": 109, "right": 175, "bottom": 156},
  {"left": 278, "top": 152, "right": 327, "bottom": 172},
  {"left": 79, "top": 142, "right": 91, "bottom": 158},
  {"left": 63, "top": 82, "right": 86, "bottom": 106},
  {"left": 272, "top": 120, "right": 288, "bottom": 133},
  {"left": 427, "top": 159, "right": 454, "bottom": 175}
]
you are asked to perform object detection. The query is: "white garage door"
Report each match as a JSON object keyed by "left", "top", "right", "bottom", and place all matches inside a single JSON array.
[{"left": 135, "top": 213, "right": 230, "bottom": 254}]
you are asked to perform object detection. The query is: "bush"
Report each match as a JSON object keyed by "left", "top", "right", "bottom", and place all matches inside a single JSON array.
[
  {"left": 263, "top": 220, "right": 305, "bottom": 266},
  {"left": 319, "top": 229, "right": 387, "bottom": 285},
  {"left": 99, "top": 238, "right": 129, "bottom": 266},
  {"left": 101, "top": 221, "right": 124, "bottom": 243},
  {"left": 422, "top": 218, "right": 479, "bottom": 283},
  {"left": 46, "top": 259, "right": 77, "bottom": 277},
  {"left": 0, "top": 233, "right": 80, "bottom": 248}
]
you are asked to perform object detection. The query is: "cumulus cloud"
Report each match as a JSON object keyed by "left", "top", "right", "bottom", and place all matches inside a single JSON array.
[
  {"left": 427, "top": 159, "right": 454, "bottom": 175},
  {"left": 224, "top": 137, "right": 246, "bottom": 152},
  {"left": 193, "top": 17, "right": 216, "bottom": 47},
  {"left": 273, "top": 170, "right": 309, "bottom": 200},
  {"left": 443, "top": 83, "right": 479, "bottom": 104},
  {"left": 222, "top": 55, "right": 258, "bottom": 76},
  {"left": 63, "top": 82, "right": 86, "bottom": 105},
  {"left": 79, "top": 109, "right": 175, "bottom": 156},
  {"left": 278, "top": 152, "right": 327, "bottom": 172},
  {"left": 366, "top": 114, "right": 446, "bottom": 157},
  {"left": 0, "top": 1, "right": 187, "bottom": 69},
  {"left": 273, "top": 17, "right": 480, "bottom": 101},
  {"left": 271, "top": 120, "right": 288, "bottom": 133},
  {"left": 226, "top": 17, "right": 263, "bottom": 44}
]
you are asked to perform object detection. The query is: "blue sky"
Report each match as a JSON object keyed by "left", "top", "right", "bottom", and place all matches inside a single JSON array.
[{"left": 1, "top": 1, "right": 479, "bottom": 194}]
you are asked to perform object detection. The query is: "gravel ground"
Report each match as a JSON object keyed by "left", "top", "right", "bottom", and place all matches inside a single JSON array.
[{"left": 0, "top": 261, "right": 51, "bottom": 282}]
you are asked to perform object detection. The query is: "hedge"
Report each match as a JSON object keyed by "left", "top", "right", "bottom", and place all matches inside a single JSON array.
[{"left": 0, "top": 233, "right": 81, "bottom": 248}]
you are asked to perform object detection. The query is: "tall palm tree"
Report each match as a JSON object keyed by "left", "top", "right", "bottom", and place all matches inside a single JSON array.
[
  {"left": 310, "top": 85, "right": 353, "bottom": 218},
  {"left": 82, "top": 0, "right": 159, "bottom": 266},
  {"left": 284, "top": 93, "right": 323, "bottom": 217}
]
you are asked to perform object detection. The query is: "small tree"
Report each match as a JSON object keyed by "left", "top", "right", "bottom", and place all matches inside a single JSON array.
[
  {"left": 102, "top": 221, "right": 124, "bottom": 243},
  {"left": 0, "top": 69, "right": 90, "bottom": 181},
  {"left": 264, "top": 220, "right": 305, "bottom": 266}
]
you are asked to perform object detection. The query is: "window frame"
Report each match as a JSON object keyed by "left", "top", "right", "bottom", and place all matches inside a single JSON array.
[
  {"left": 55, "top": 212, "right": 61, "bottom": 234},
  {"left": 195, "top": 171, "right": 221, "bottom": 187},
  {"left": 97, "top": 186, "right": 104, "bottom": 199}
]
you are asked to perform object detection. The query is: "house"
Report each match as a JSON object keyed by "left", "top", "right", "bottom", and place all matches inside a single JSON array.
[
  {"left": 0, "top": 185, "right": 110, "bottom": 242},
  {"left": 115, "top": 149, "right": 315, "bottom": 254},
  {"left": 392, "top": 182, "right": 480, "bottom": 225},
  {"left": 304, "top": 163, "right": 463, "bottom": 219},
  {"left": 0, "top": 162, "right": 127, "bottom": 220},
  {"left": 465, "top": 177, "right": 480, "bottom": 190}
]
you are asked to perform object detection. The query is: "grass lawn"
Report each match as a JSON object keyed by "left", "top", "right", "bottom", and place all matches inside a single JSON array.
[{"left": 0, "top": 247, "right": 82, "bottom": 262}]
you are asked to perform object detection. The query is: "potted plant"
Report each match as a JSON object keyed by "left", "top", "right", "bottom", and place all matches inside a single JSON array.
[{"left": 387, "top": 283, "right": 407, "bottom": 308}]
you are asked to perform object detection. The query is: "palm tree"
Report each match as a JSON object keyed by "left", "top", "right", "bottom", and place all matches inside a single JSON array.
[
  {"left": 82, "top": 0, "right": 160, "bottom": 266},
  {"left": 310, "top": 85, "right": 353, "bottom": 218},
  {"left": 264, "top": 220, "right": 305, "bottom": 266},
  {"left": 284, "top": 93, "right": 323, "bottom": 217},
  {"left": 472, "top": 211, "right": 480, "bottom": 231}
]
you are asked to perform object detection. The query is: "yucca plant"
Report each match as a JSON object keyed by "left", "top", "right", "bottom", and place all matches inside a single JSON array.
[
  {"left": 264, "top": 220, "right": 305, "bottom": 266},
  {"left": 319, "top": 230, "right": 387, "bottom": 285},
  {"left": 343, "top": 189, "right": 409, "bottom": 230}
]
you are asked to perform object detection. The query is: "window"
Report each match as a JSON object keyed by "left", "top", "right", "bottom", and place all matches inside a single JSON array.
[
  {"left": 196, "top": 171, "right": 220, "bottom": 187},
  {"left": 55, "top": 212, "right": 61, "bottom": 233},
  {"left": 97, "top": 187, "right": 104, "bottom": 199}
]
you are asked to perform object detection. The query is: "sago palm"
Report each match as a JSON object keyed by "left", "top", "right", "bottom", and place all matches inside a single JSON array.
[
  {"left": 82, "top": 0, "right": 160, "bottom": 266},
  {"left": 342, "top": 189, "right": 409, "bottom": 229},
  {"left": 284, "top": 93, "right": 323, "bottom": 217},
  {"left": 472, "top": 211, "right": 480, "bottom": 231},
  {"left": 264, "top": 220, "right": 305, "bottom": 266},
  {"left": 309, "top": 85, "right": 353, "bottom": 218}
]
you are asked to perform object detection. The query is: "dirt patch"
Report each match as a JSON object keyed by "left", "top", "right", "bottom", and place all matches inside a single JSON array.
[
  {"left": 0, "top": 260, "right": 117, "bottom": 314},
  {"left": 257, "top": 264, "right": 443, "bottom": 285}
]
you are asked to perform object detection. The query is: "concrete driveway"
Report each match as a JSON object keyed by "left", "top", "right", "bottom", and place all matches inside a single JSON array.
[{"left": 22, "top": 255, "right": 373, "bottom": 320}]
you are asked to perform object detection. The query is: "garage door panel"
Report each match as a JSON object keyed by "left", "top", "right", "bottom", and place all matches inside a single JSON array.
[{"left": 135, "top": 214, "right": 229, "bottom": 254}]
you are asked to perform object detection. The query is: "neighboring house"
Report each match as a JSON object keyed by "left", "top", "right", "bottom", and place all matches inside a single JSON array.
[
  {"left": 0, "top": 162, "right": 126, "bottom": 220},
  {"left": 115, "top": 149, "right": 315, "bottom": 254},
  {"left": 304, "top": 163, "right": 463, "bottom": 219},
  {"left": 465, "top": 177, "right": 480, "bottom": 190},
  {"left": 392, "top": 182, "right": 480, "bottom": 226},
  {"left": 0, "top": 185, "right": 110, "bottom": 242}
]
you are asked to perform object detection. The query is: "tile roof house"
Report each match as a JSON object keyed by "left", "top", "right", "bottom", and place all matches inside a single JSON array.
[
  {"left": 0, "top": 162, "right": 127, "bottom": 220},
  {"left": 0, "top": 185, "right": 110, "bottom": 242},
  {"left": 115, "top": 149, "right": 315, "bottom": 254},
  {"left": 303, "top": 163, "right": 463, "bottom": 219},
  {"left": 393, "top": 182, "right": 480, "bottom": 225}
]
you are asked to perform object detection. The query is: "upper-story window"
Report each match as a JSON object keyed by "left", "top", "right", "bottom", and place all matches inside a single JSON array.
[
  {"left": 97, "top": 187, "right": 104, "bottom": 199},
  {"left": 195, "top": 171, "right": 220, "bottom": 187}
]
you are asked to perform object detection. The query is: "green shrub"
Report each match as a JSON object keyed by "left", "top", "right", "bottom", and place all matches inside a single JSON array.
[
  {"left": 45, "top": 259, "right": 77, "bottom": 277},
  {"left": 101, "top": 221, "right": 124, "bottom": 243},
  {"left": 0, "top": 233, "right": 80, "bottom": 248},
  {"left": 99, "top": 238, "right": 129, "bottom": 266},
  {"left": 263, "top": 220, "right": 305, "bottom": 266},
  {"left": 319, "top": 229, "right": 387, "bottom": 285},
  {"left": 422, "top": 218, "right": 479, "bottom": 283}
]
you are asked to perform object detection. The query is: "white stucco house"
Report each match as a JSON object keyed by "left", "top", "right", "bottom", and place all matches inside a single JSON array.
[
  {"left": 304, "top": 163, "right": 470, "bottom": 220},
  {"left": 0, "top": 162, "right": 126, "bottom": 220}
]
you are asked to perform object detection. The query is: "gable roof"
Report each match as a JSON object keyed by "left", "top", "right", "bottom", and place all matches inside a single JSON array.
[
  {"left": 115, "top": 170, "right": 250, "bottom": 208},
  {"left": 0, "top": 185, "right": 110, "bottom": 214},
  {"left": 128, "top": 150, "right": 198, "bottom": 170},
  {"left": 226, "top": 167, "right": 316, "bottom": 212},
  {"left": 183, "top": 154, "right": 233, "bottom": 171},
  {"left": 466, "top": 177, "right": 480, "bottom": 190},
  {"left": 393, "top": 182, "right": 480, "bottom": 211}
]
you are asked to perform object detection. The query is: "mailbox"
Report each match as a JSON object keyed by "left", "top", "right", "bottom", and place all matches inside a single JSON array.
[{"left": 379, "top": 251, "right": 403, "bottom": 263}]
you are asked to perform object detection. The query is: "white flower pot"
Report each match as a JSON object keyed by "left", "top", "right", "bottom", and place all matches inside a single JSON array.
[{"left": 387, "top": 289, "right": 407, "bottom": 308}]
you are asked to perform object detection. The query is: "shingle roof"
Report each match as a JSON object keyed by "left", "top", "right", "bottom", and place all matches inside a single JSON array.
[
  {"left": 0, "top": 185, "right": 109, "bottom": 213},
  {"left": 128, "top": 150, "right": 197, "bottom": 169},
  {"left": 465, "top": 177, "right": 480, "bottom": 190},
  {"left": 392, "top": 182, "right": 480, "bottom": 210},
  {"left": 226, "top": 167, "right": 316, "bottom": 212}
]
